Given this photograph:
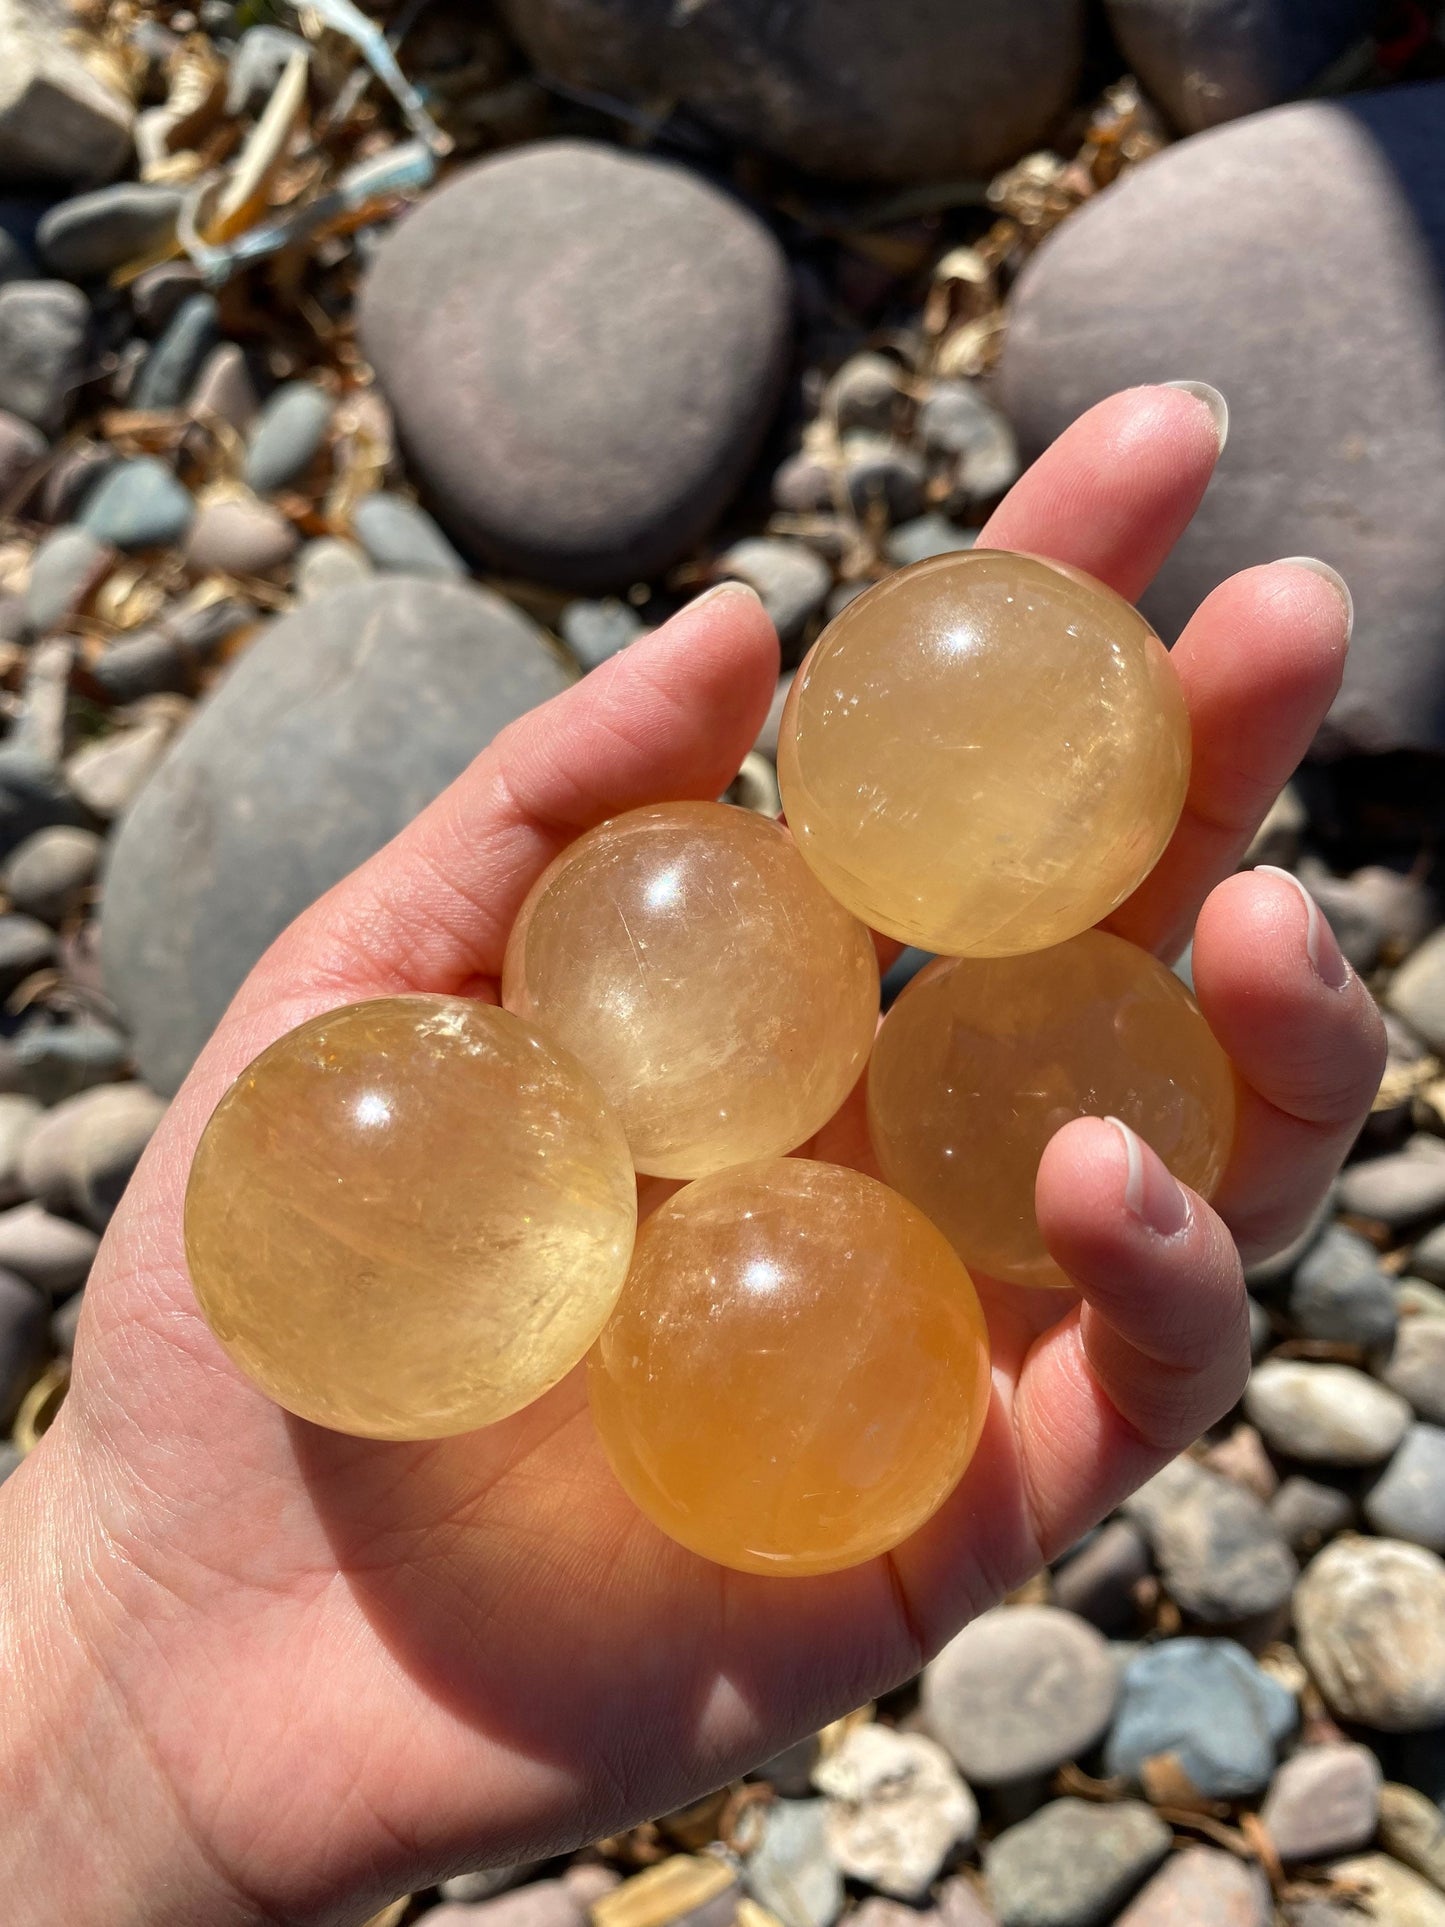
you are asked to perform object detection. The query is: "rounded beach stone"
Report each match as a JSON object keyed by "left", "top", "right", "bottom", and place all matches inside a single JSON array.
[
  {"left": 1295, "top": 1536, "right": 1445, "bottom": 1731},
  {"left": 1244, "top": 1360, "right": 1412, "bottom": 1465},
  {"left": 243, "top": 379, "right": 331, "bottom": 494},
  {"left": 499, "top": 0, "right": 1084, "bottom": 184},
  {"left": 1259, "top": 1741, "right": 1382, "bottom": 1863},
  {"left": 1121, "top": 1455, "right": 1296, "bottom": 1624},
  {"left": 100, "top": 577, "right": 572, "bottom": 1095},
  {"left": 37, "top": 183, "right": 182, "bottom": 281},
  {"left": 187, "top": 997, "right": 637, "bottom": 1440},
  {"left": 984, "top": 1798, "right": 1169, "bottom": 1927},
  {"left": 1382, "top": 1318, "right": 1445, "bottom": 1424},
  {"left": 921, "top": 1605, "right": 1118, "bottom": 1785},
  {"left": 998, "top": 88, "right": 1445, "bottom": 756},
  {"left": 1327, "top": 1856, "right": 1445, "bottom": 1927},
  {"left": 1113, "top": 1846, "right": 1270, "bottom": 1927},
  {"left": 813, "top": 1724, "right": 978, "bottom": 1900},
  {"left": 0, "top": 280, "right": 89, "bottom": 433},
  {"left": 1364, "top": 1425, "right": 1445, "bottom": 1552},
  {"left": 184, "top": 495, "right": 298, "bottom": 576},
  {"left": 1, "top": 824, "right": 101, "bottom": 923},
  {"left": 359, "top": 141, "right": 791, "bottom": 589}
]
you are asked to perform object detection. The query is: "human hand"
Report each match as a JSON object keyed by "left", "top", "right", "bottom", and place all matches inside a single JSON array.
[{"left": 0, "top": 386, "right": 1384, "bottom": 1927}]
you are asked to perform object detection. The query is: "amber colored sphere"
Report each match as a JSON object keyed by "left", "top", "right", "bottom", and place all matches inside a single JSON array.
[
  {"left": 185, "top": 996, "right": 637, "bottom": 1439},
  {"left": 868, "top": 930, "right": 1236, "bottom": 1290},
  {"left": 776, "top": 549, "right": 1191, "bottom": 956},
  {"left": 502, "top": 802, "right": 879, "bottom": 1180},
  {"left": 588, "top": 1158, "right": 991, "bottom": 1575}
]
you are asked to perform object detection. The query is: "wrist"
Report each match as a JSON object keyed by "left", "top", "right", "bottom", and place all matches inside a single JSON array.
[{"left": 0, "top": 1424, "right": 265, "bottom": 1927}]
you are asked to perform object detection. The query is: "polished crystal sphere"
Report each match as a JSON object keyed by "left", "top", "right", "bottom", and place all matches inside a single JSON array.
[
  {"left": 185, "top": 996, "right": 637, "bottom": 1439},
  {"left": 777, "top": 550, "right": 1191, "bottom": 956},
  {"left": 588, "top": 1158, "right": 991, "bottom": 1575},
  {"left": 868, "top": 930, "right": 1235, "bottom": 1289},
  {"left": 502, "top": 802, "right": 879, "bottom": 1179}
]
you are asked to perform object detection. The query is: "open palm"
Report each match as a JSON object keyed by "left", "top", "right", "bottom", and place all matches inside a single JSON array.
[{"left": 4, "top": 388, "right": 1383, "bottom": 1927}]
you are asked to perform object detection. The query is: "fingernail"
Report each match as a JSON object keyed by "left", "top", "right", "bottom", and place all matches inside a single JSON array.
[
  {"left": 689, "top": 580, "right": 765, "bottom": 614},
  {"left": 1276, "top": 556, "right": 1354, "bottom": 644},
  {"left": 1163, "top": 379, "right": 1229, "bottom": 453},
  {"left": 1255, "top": 864, "right": 1352, "bottom": 990},
  {"left": 1106, "top": 1116, "right": 1191, "bottom": 1237}
]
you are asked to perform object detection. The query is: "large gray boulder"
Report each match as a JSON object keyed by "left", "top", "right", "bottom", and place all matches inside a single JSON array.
[
  {"left": 360, "top": 141, "right": 792, "bottom": 590},
  {"left": 101, "top": 578, "right": 572, "bottom": 1094},
  {"left": 998, "top": 87, "right": 1445, "bottom": 757},
  {"left": 498, "top": 0, "right": 1083, "bottom": 184},
  {"left": 1106, "top": 0, "right": 1375, "bottom": 133}
]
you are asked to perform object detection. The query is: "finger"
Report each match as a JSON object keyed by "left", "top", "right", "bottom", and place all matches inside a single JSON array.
[
  {"left": 1105, "top": 561, "right": 1352, "bottom": 960},
  {"left": 244, "top": 582, "right": 779, "bottom": 1005},
  {"left": 1018, "top": 1117, "right": 1249, "bottom": 1541},
  {"left": 1192, "top": 868, "right": 1387, "bottom": 1263},
  {"left": 979, "top": 383, "right": 1224, "bottom": 601}
]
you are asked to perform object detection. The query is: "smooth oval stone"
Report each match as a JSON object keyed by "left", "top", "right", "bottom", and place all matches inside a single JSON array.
[
  {"left": 243, "top": 379, "right": 331, "bottom": 494},
  {"left": 130, "top": 293, "right": 218, "bottom": 411},
  {"left": 294, "top": 535, "right": 372, "bottom": 603},
  {"left": 37, "top": 183, "right": 182, "bottom": 281},
  {"left": 1, "top": 823, "right": 101, "bottom": 923},
  {"left": 184, "top": 495, "right": 298, "bottom": 576},
  {"left": 78, "top": 456, "right": 194, "bottom": 549},
  {"left": 0, "top": 280, "right": 89, "bottom": 433},
  {"left": 1365, "top": 1425, "right": 1445, "bottom": 1553},
  {"left": 985, "top": 1798, "right": 1170, "bottom": 1927},
  {"left": 351, "top": 491, "right": 465, "bottom": 578},
  {"left": 1295, "top": 1535, "right": 1445, "bottom": 1731},
  {"left": 359, "top": 140, "right": 791, "bottom": 589},
  {"left": 503, "top": 802, "right": 879, "bottom": 1179},
  {"left": 101, "top": 577, "right": 572, "bottom": 1095},
  {"left": 499, "top": 0, "right": 1083, "bottom": 183},
  {"left": 1114, "top": 1845, "right": 1271, "bottom": 1927},
  {"left": 1245, "top": 1360, "right": 1412, "bottom": 1466},
  {"left": 778, "top": 551, "right": 1190, "bottom": 955},
  {"left": 25, "top": 523, "right": 112, "bottom": 632},
  {"left": 1104, "top": 0, "right": 1375, "bottom": 133},
  {"left": 869, "top": 929, "right": 1233, "bottom": 1288},
  {"left": 999, "top": 88, "right": 1445, "bottom": 756},
  {"left": 187, "top": 997, "right": 637, "bottom": 1440},
  {"left": 588, "top": 1159, "right": 990, "bottom": 1575}
]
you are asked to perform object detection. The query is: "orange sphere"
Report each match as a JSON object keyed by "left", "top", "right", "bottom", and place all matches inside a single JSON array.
[
  {"left": 588, "top": 1159, "right": 991, "bottom": 1575},
  {"left": 777, "top": 550, "right": 1190, "bottom": 956},
  {"left": 185, "top": 996, "right": 637, "bottom": 1439},
  {"left": 869, "top": 931, "right": 1235, "bottom": 1289},
  {"left": 502, "top": 802, "right": 879, "bottom": 1179}
]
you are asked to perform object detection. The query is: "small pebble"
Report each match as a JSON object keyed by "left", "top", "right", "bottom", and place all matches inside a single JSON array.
[
  {"left": 24, "top": 524, "right": 113, "bottom": 633},
  {"left": 984, "top": 1798, "right": 1169, "bottom": 1927},
  {"left": 79, "top": 457, "right": 194, "bottom": 550},
  {"left": 1245, "top": 1360, "right": 1412, "bottom": 1466},
  {"left": 12, "top": 1021, "right": 132, "bottom": 1105},
  {"left": 1337, "top": 1136, "right": 1445, "bottom": 1231},
  {"left": 918, "top": 380, "right": 1021, "bottom": 504},
  {"left": 185, "top": 495, "right": 298, "bottom": 577},
  {"left": 130, "top": 260, "right": 203, "bottom": 333},
  {"left": 351, "top": 491, "right": 466, "bottom": 578},
  {"left": 1365, "top": 1424, "right": 1445, "bottom": 1552},
  {"left": 1379, "top": 1781, "right": 1445, "bottom": 1891},
  {"left": 1050, "top": 1518, "right": 1151, "bottom": 1635},
  {"left": 1389, "top": 928, "right": 1445, "bottom": 1055},
  {"left": 1112, "top": 1845, "right": 1270, "bottom": 1927},
  {"left": 0, "top": 1200, "right": 98, "bottom": 1295},
  {"left": 0, "top": 408, "right": 45, "bottom": 499},
  {"left": 131, "top": 293, "right": 219, "bottom": 411},
  {"left": 841, "top": 434, "right": 926, "bottom": 523},
  {"left": 1104, "top": 1637, "right": 1296, "bottom": 1799},
  {"left": 1270, "top": 1473, "right": 1356, "bottom": 1554},
  {"left": 1295, "top": 1535, "right": 1445, "bottom": 1731},
  {"left": 825, "top": 352, "right": 901, "bottom": 433},
  {"left": 0, "top": 280, "right": 90, "bottom": 433},
  {"left": 1383, "top": 1317, "right": 1445, "bottom": 1423},
  {"left": 0, "top": 1093, "right": 39, "bottom": 1209},
  {"left": 188, "top": 343, "right": 258, "bottom": 435},
  {"left": 886, "top": 514, "right": 978, "bottom": 566},
  {"left": 19, "top": 1080, "right": 166, "bottom": 1229},
  {"left": 2, "top": 825, "right": 102, "bottom": 924},
  {"left": 37, "top": 184, "right": 182, "bottom": 282},
  {"left": 1122, "top": 1455, "right": 1296, "bottom": 1623},
  {"left": 0, "top": 749, "right": 88, "bottom": 857},
  {"left": 772, "top": 448, "right": 833, "bottom": 514},
  {"left": 1397, "top": 1276, "right": 1445, "bottom": 1321},
  {"left": 814, "top": 1723, "right": 977, "bottom": 1900},
  {"left": 559, "top": 597, "right": 646, "bottom": 671},
  {"left": 65, "top": 701, "right": 186, "bottom": 820},
  {"left": 34, "top": 439, "right": 115, "bottom": 524},
  {"left": 560, "top": 1865, "right": 620, "bottom": 1907},
  {"left": 1260, "top": 1741, "right": 1382, "bottom": 1862},
  {"left": 719, "top": 536, "right": 831, "bottom": 653},
  {"left": 1327, "top": 1856, "right": 1445, "bottom": 1926},
  {"left": 0, "top": 911, "right": 56, "bottom": 993},
  {"left": 243, "top": 380, "right": 332, "bottom": 494},
  {"left": 744, "top": 1798, "right": 843, "bottom": 1927},
  {"left": 922, "top": 1605, "right": 1118, "bottom": 1786},
  {"left": 0, "top": 1267, "right": 46, "bottom": 1428},
  {"left": 1287, "top": 1223, "right": 1399, "bottom": 1350}
]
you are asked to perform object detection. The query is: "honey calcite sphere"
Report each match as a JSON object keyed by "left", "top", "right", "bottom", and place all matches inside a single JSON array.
[
  {"left": 777, "top": 550, "right": 1191, "bottom": 956},
  {"left": 185, "top": 996, "right": 637, "bottom": 1439},
  {"left": 588, "top": 1159, "right": 991, "bottom": 1575},
  {"left": 868, "top": 930, "right": 1235, "bottom": 1290},
  {"left": 502, "top": 801, "right": 879, "bottom": 1180}
]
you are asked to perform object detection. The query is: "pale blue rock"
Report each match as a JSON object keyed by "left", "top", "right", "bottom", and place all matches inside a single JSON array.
[
  {"left": 1105, "top": 1638, "right": 1297, "bottom": 1799},
  {"left": 78, "top": 457, "right": 193, "bottom": 550},
  {"left": 743, "top": 1799, "right": 842, "bottom": 1927},
  {"left": 24, "top": 524, "right": 112, "bottom": 632},
  {"left": 1365, "top": 1426, "right": 1445, "bottom": 1553},
  {"left": 243, "top": 380, "right": 332, "bottom": 494},
  {"left": 351, "top": 491, "right": 467, "bottom": 579}
]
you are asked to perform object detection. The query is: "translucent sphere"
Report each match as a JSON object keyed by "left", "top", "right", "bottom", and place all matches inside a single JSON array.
[
  {"left": 502, "top": 802, "right": 879, "bottom": 1179},
  {"left": 185, "top": 996, "right": 637, "bottom": 1439},
  {"left": 868, "top": 930, "right": 1235, "bottom": 1289},
  {"left": 588, "top": 1159, "right": 991, "bottom": 1575},
  {"left": 777, "top": 550, "right": 1191, "bottom": 956}
]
